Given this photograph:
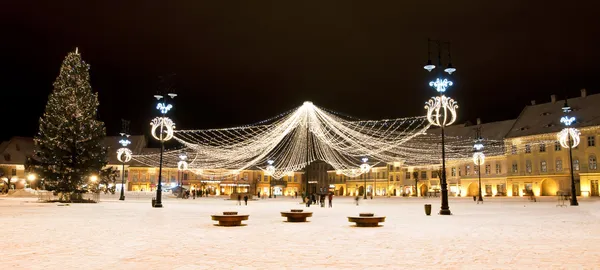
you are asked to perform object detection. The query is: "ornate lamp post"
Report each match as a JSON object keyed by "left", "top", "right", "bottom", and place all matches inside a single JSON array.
[
  {"left": 117, "top": 128, "right": 132, "bottom": 201},
  {"left": 150, "top": 92, "right": 177, "bottom": 208},
  {"left": 360, "top": 157, "right": 370, "bottom": 199},
  {"left": 423, "top": 39, "right": 458, "bottom": 215},
  {"left": 473, "top": 127, "right": 485, "bottom": 203},
  {"left": 177, "top": 152, "right": 188, "bottom": 198},
  {"left": 265, "top": 160, "right": 275, "bottom": 198},
  {"left": 558, "top": 99, "right": 580, "bottom": 206}
]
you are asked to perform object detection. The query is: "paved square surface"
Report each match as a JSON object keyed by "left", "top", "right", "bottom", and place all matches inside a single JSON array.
[{"left": 2, "top": 195, "right": 599, "bottom": 269}]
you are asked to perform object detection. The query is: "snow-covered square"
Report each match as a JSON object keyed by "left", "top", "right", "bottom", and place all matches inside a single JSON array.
[{"left": 2, "top": 195, "right": 600, "bottom": 269}]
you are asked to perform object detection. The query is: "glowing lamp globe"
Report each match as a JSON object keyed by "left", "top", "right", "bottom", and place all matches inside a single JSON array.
[
  {"left": 558, "top": 128, "right": 581, "bottom": 149},
  {"left": 444, "top": 63, "right": 456, "bottom": 74},
  {"left": 424, "top": 60, "right": 435, "bottom": 72}
]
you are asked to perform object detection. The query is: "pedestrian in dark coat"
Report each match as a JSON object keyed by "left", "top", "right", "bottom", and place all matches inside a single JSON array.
[
  {"left": 237, "top": 194, "right": 242, "bottom": 205},
  {"left": 328, "top": 193, "right": 333, "bottom": 208},
  {"left": 243, "top": 195, "right": 248, "bottom": 205}
]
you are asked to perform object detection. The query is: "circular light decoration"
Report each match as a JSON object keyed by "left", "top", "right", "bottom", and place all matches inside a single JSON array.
[
  {"left": 150, "top": 117, "right": 175, "bottom": 141},
  {"left": 558, "top": 128, "right": 581, "bottom": 149},
  {"left": 117, "top": 148, "right": 132, "bottom": 163},
  {"left": 177, "top": 160, "right": 188, "bottom": 170},
  {"left": 359, "top": 163, "right": 371, "bottom": 173},
  {"left": 425, "top": 95, "right": 458, "bottom": 127},
  {"left": 472, "top": 152, "right": 485, "bottom": 166}
]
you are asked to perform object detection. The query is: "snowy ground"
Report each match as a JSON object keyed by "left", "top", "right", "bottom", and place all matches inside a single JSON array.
[{"left": 2, "top": 194, "right": 600, "bottom": 270}]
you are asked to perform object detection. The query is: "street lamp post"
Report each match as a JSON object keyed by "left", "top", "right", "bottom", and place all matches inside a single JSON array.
[
  {"left": 150, "top": 92, "right": 177, "bottom": 208},
  {"left": 423, "top": 39, "right": 458, "bottom": 215},
  {"left": 178, "top": 153, "right": 188, "bottom": 199},
  {"left": 360, "top": 157, "right": 370, "bottom": 199},
  {"left": 558, "top": 99, "right": 580, "bottom": 206},
  {"left": 473, "top": 127, "right": 485, "bottom": 203},
  {"left": 117, "top": 124, "right": 132, "bottom": 201}
]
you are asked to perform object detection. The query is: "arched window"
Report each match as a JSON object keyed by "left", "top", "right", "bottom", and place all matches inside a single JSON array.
[
  {"left": 526, "top": 160, "right": 532, "bottom": 173},
  {"left": 540, "top": 160, "right": 547, "bottom": 172},
  {"left": 556, "top": 159, "right": 563, "bottom": 172},
  {"left": 574, "top": 159, "right": 580, "bottom": 171},
  {"left": 589, "top": 155, "right": 598, "bottom": 170}
]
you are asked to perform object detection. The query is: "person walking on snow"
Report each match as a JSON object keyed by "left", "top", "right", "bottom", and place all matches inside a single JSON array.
[
  {"left": 328, "top": 193, "right": 333, "bottom": 208},
  {"left": 237, "top": 194, "right": 242, "bottom": 205},
  {"left": 243, "top": 195, "right": 248, "bottom": 205}
]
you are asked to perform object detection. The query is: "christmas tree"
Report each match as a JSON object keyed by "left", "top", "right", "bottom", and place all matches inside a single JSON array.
[{"left": 31, "top": 48, "right": 107, "bottom": 199}]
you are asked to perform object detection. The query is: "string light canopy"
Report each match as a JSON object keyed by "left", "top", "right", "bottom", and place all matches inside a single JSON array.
[{"left": 132, "top": 102, "right": 505, "bottom": 179}]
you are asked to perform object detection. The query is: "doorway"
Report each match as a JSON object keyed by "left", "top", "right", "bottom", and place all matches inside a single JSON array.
[{"left": 591, "top": 180, "right": 599, "bottom": 196}]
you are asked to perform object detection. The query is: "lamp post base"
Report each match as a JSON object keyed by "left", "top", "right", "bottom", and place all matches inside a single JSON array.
[
  {"left": 439, "top": 209, "right": 452, "bottom": 215},
  {"left": 570, "top": 199, "right": 579, "bottom": 206},
  {"left": 119, "top": 196, "right": 125, "bottom": 201},
  {"left": 153, "top": 203, "right": 163, "bottom": 208},
  {"left": 478, "top": 196, "right": 483, "bottom": 202}
]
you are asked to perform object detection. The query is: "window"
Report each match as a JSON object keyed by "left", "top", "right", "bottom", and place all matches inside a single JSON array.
[
  {"left": 3, "top": 154, "right": 10, "bottom": 161},
  {"left": 11, "top": 168, "right": 17, "bottom": 175},
  {"left": 525, "top": 144, "right": 531, "bottom": 153},
  {"left": 451, "top": 168, "right": 456, "bottom": 177},
  {"left": 183, "top": 173, "right": 189, "bottom": 180},
  {"left": 589, "top": 155, "right": 597, "bottom": 170},
  {"left": 405, "top": 172, "right": 410, "bottom": 179},
  {"left": 511, "top": 145, "right": 517, "bottom": 155},
  {"left": 541, "top": 160, "right": 547, "bottom": 172},
  {"left": 465, "top": 165, "right": 471, "bottom": 176},
  {"left": 539, "top": 144, "right": 546, "bottom": 152},
  {"left": 485, "top": 164, "right": 491, "bottom": 175},
  {"left": 458, "top": 168, "right": 462, "bottom": 176},
  {"left": 389, "top": 165, "right": 393, "bottom": 171},
  {"left": 574, "top": 159, "right": 580, "bottom": 171},
  {"left": 495, "top": 163, "right": 501, "bottom": 174},
  {"left": 588, "top": 136, "right": 596, "bottom": 147},
  {"left": 124, "top": 170, "right": 129, "bottom": 178},
  {"left": 263, "top": 175, "right": 268, "bottom": 181},
  {"left": 526, "top": 160, "right": 532, "bottom": 173},
  {"left": 432, "top": 171, "right": 438, "bottom": 178},
  {"left": 556, "top": 159, "right": 563, "bottom": 172},
  {"left": 555, "top": 141, "right": 561, "bottom": 151},
  {"left": 420, "top": 171, "right": 427, "bottom": 179}
]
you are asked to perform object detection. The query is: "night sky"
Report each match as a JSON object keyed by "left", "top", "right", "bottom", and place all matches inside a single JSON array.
[{"left": 2, "top": 1, "right": 599, "bottom": 142}]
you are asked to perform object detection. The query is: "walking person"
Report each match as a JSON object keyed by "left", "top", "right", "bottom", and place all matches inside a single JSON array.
[
  {"left": 257, "top": 191, "right": 260, "bottom": 199},
  {"left": 237, "top": 194, "right": 242, "bottom": 205},
  {"left": 193, "top": 189, "right": 196, "bottom": 199},
  {"left": 355, "top": 195, "right": 360, "bottom": 206},
  {"left": 243, "top": 195, "right": 248, "bottom": 205},
  {"left": 328, "top": 193, "right": 333, "bottom": 208}
]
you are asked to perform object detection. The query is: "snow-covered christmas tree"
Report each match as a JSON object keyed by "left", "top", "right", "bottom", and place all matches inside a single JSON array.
[{"left": 32, "top": 48, "right": 107, "bottom": 198}]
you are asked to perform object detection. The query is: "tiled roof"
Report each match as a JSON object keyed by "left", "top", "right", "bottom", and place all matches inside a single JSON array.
[
  {"left": 506, "top": 92, "right": 600, "bottom": 138},
  {"left": 0, "top": 137, "right": 34, "bottom": 165}
]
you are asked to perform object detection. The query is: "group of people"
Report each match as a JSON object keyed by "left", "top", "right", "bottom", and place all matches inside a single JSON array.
[
  {"left": 304, "top": 192, "right": 333, "bottom": 208},
  {"left": 237, "top": 194, "right": 249, "bottom": 205}
]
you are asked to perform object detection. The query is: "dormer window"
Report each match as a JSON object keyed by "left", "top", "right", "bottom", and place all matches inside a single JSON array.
[
  {"left": 3, "top": 154, "right": 10, "bottom": 161},
  {"left": 541, "top": 112, "right": 551, "bottom": 116}
]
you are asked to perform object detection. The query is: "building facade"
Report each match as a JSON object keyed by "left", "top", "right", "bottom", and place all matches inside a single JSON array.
[{"left": 2, "top": 90, "right": 599, "bottom": 197}]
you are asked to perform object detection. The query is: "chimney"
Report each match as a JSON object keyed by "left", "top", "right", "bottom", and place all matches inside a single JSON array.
[
  {"left": 531, "top": 100, "right": 536, "bottom": 105},
  {"left": 551, "top": 95, "right": 556, "bottom": 103},
  {"left": 581, "top": 88, "right": 587, "bottom": 98},
  {"left": 476, "top": 118, "right": 481, "bottom": 125}
]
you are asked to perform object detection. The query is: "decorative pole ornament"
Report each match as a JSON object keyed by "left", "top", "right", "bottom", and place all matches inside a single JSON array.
[
  {"left": 423, "top": 39, "right": 457, "bottom": 215},
  {"left": 558, "top": 99, "right": 580, "bottom": 206},
  {"left": 361, "top": 157, "right": 370, "bottom": 199},
  {"left": 117, "top": 148, "right": 132, "bottom": 163},
  {"left": 150, "top": 117, "right": 175, "bottom": 141}
]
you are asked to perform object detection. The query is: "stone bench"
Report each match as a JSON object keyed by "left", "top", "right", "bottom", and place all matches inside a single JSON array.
[
  {"left": 280, "top": 209, "right": 313, "bottom": 222},
  {"left": 211, "top": 212, "right": 249, "bottom": 226},
  {"left": 347, "top": 213, "right": 385, "bottom": 227}
]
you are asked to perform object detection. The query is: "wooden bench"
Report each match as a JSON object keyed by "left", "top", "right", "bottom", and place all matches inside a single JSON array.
[
  {"left": 280, "top": 209, "right": 313, "bottom": 222},
  {"left": 347, "top": 213, "right": 386, "bottom": 227},
  {"left": 211, "top": 212, "right": 249, "bottom": 226}
]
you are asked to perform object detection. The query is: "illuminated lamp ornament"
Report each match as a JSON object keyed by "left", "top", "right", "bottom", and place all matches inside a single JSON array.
[
  {"left": 472, "top": 152, "right": 485, "bottom": 166},
  {"left": 116, "top": 148, "right": 132, "bottom": 163},
  {"left": 177, "top": 160, "right": 188, "bottom": 171},
  {"left": 150, "top": 117, "right": 175, "bottom": 141},
  {"left": 429, "top": 78, "right": 453, "bottom": 93},
  {"left": 360, "top": 157, "right": 370, "bottom": 174},
  {"left": 157, "top": 102, "right": 173, "bottom": 114},
  {"left": 265, "top": 160, "right": 275, "bottom": 176},
  {"left": 424, "top": 95, "right": 458, "bottom": 127},
  {"left": 558, "top": 128, "right": 581, "bottom": 149}
]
